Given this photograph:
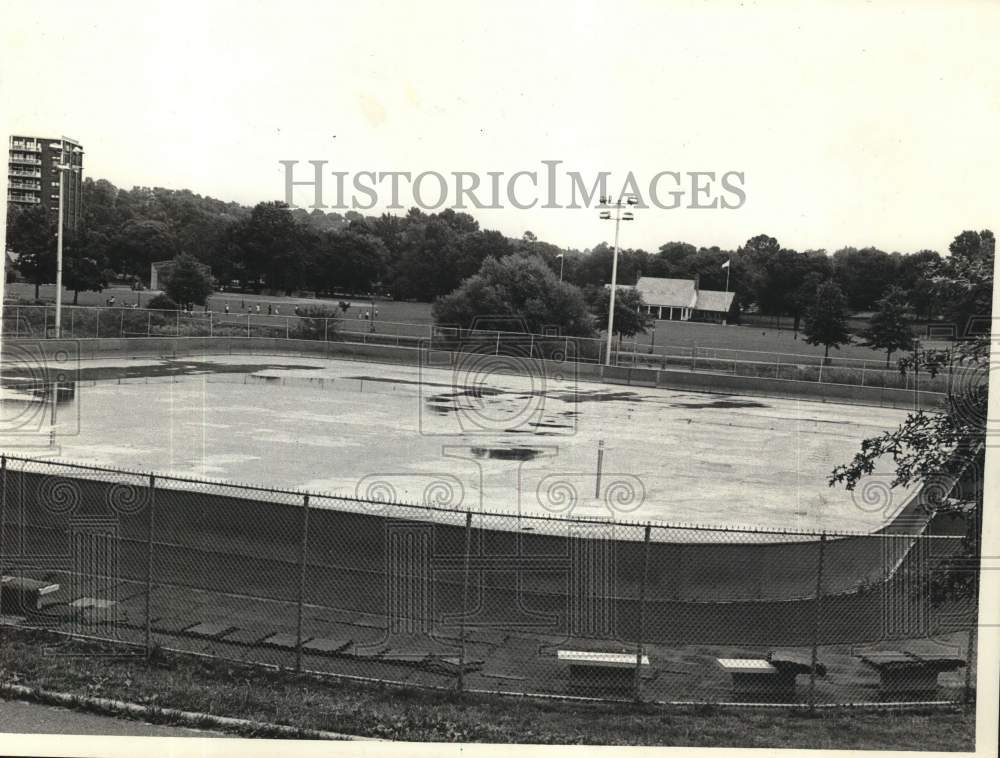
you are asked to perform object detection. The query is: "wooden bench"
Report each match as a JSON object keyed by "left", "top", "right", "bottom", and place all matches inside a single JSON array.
[
  {"left": 717, "top": 652, "right": 825, "bottom": 699},
  {"left": 858, "top": 651, "right": 965, "bottom": 697},
  {"left": 1, "top": 576, "right": 60, "bottom": 612},
  {"left": 558, "top": 650, "right": 650, "bottom": 694}
]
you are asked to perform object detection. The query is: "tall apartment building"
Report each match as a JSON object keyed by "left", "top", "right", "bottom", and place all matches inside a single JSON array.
[{"left": 7, "top": 135, "right": 84, "bottom": 231}]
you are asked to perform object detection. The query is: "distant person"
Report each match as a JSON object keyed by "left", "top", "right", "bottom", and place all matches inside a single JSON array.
[
  {"left": 295, "top": 306, "right": 301, "bottom": 316},
  {"left": 268, "top": 304, "right": 272, "bottom": 315},
  {"left": 255, "top": 304, "right": 261, "bottom": 314},
  {"left": 224, "top": 304, "right": 230, "bottom": 314},
  {"left": 274, "top": 305, "right": 280, "bottom": 316}
]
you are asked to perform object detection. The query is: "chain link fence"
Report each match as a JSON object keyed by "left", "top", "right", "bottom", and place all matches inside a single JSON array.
[
  {"left": 1, "top": 304, "right": 960, "bottom": 395},
  {"left": 0, "top": 453, "right": 978, "bottom": 707}
]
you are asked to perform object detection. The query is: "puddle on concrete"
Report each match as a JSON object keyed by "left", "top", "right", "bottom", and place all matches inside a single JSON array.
[
  {"left": 670, "top": 399, "right": 769, "bottom": 409},
  {"left": 550, "top": 390, "right": 642, "bottom": 403},
  {"left": 470, "top": 446, "right": 542, "bottom": 461}
]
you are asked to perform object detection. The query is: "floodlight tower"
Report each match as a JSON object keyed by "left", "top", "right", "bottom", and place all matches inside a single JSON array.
[
  {"left": 51, "top": 141, "right": 82, "bottom": 338},
  {"left": 598, "top": 193, "right": 638, "bottom": 366}
]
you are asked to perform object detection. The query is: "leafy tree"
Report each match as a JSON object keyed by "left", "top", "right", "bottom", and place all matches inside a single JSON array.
[
  {"left": 802, "top": 280, "right": 851, "bottom": 359},
  {"left": 940, "top": 230, "right": 994, "bottom": 337},
  {"left": 588, "top": 286, "right": 651, "bottom": 337},
  {"left": 831, "top": 247, "right": 899, "bottom": 310},
  {"left": 432, "top": 254, "right": 595, "bottom": 337},
  {"left": 6, "top": 204, "right": 56, "bottom": 299},
  {"left": 163, "top": 253, "right": 213, "bottom": 305},
  {"left": 62, "top": 229, "right": 109, "bottom": 304},
  {"left": 860, "top": 286, "right": 913, "bottom": 366},
  {"left": 110, "top": 219, "right": 180, "bottom": 278},
  {"left": 948, "top": 229, "right": 995, "bottom": 263},
  {"left": 313, "top": 230, "right": 388, "bottom": 295},
  {"left": 830, "top": 254, "right": 991, "bottom": 601}
]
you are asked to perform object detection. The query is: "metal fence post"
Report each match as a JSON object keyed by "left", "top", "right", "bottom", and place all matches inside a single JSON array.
[
  {"left": 809, "top": 531, "right": 827, "bottom": 710},
  {"left": 209, "top": 311, "right": 213, "bottom": 338},
  {"left": 119, "top": 309, "right": 125, "bottom": 338},
  {"left": 246, "top": 314, "right": 251, "bottom": 338},
  {"left": 295, "top": 494, "right": 310, "bottom": 673},
  {"left": 286, "top": 316, "right": 290, "bottom": 340},
  {"left": 458, "top": 510, "right": 473, "bottom": 692},
  {"left": 324, "top": 318, "right": 329, "bottom": 342},
  {"left": 146, "top": 311, "right": 151, "bottom": 337},
  {"left": 43, "top": 308, "right": 48, "bottom": 338},
  {"left": 145, "top": 474, "right": 156, "bottom": 659},
  {"left": 69, "top": 308, "right": 74, "bottom": 338},
  {"left": 0, "top": 456, "right": 6, "bottom": 617},
  {"left": 495, "top": 331, "right": 500, "bottom": 356},
  {"left": 634, "top": 523, "right": 652, "bottom": 701}
]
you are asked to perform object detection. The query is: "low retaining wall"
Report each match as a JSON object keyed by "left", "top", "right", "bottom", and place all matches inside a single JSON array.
[
  {"left": 0, "top": 467, "right": 962, "bottom": 646},
  {"left": 1, "top": 336, "right": 945, "bottom": 410}
]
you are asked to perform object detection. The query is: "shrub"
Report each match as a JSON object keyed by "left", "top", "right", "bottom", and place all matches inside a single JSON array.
[
  {"left": 147, "top": 294, "right": 179, "bottom": 311},
  {"left": 292, "top": 306, "right": 339, "bottom": 340}
]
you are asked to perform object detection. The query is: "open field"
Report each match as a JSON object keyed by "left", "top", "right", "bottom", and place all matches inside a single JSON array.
[
  {"left": 4, "top": 283, "right": 435, "bottom": 324},
  {"left": 6, "top": 282, "right": 943, "bottom": 367}
]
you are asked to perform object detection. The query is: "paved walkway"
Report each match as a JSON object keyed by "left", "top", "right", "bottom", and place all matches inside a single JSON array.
[{"left": 0, "top": 698, "right": 227, "bottom": 737}]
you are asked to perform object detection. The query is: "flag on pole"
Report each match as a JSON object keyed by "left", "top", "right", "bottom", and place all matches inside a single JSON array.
[{"left": 721, "top": 259, "right": 731, "bottom": 269}]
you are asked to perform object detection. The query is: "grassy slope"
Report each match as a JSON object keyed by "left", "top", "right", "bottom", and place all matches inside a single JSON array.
[{"left": 0, "top": 629, "right": 974, "bottom": 749}]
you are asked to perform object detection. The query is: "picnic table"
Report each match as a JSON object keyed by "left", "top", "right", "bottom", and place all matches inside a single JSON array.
[
  {"left": 558, "top": 650, "right": 649, "bottom": 694},
  {"left": 717, "top": 652, "right": 825, "bottom": 699},
  {"left": 858, "top": 651, "right": 965, "bottom": 697},
  {"left": 1, "top": 576, "right": 60, "bottom": 612}
]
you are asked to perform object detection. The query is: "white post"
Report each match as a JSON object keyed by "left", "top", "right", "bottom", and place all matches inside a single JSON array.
[
  {"left": 119, "top": 308, "right": 125, "bottom": 338},
  {"left": 324, "top": 318, "right": 329, "bottom": 342},
  {"left": 209, "top": 311, "right": 213, "bottom": 337},
  {"left": 495, "top": 331, "right": 500, "bottom": 355},
  {"left": 175, "top": 310, "right": 180, "bottom": 337},
  {"left": 147, "top": 311, "right": 151, "bottom": 337},
  {"left": 247, "top": 314, "right": 251, "bottom": 338},
  {"left": 605, "top": 211, "right": 622, "bottom": 366},
  {"left": 286, "top": 316, "right": 290, "bottom": 340},
  {"left": 529, "top": 333, "right": 535, "bottom": 359}
]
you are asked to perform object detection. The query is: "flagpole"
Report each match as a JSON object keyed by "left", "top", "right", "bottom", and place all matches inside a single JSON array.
[{"left": 724, "top": 258, "right": 731, "bottom": 293}]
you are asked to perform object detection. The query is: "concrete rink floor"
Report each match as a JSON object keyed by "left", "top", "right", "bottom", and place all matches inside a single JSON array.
[{"left": 0, "top": 354, "right": 917, "bottom": 533}]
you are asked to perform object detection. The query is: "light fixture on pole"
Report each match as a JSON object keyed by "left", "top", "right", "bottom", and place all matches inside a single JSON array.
[
  {"left": 51, "top": 142, "right": 80, "bottom": 339},
  {"left": 556, "top": 253, "right": 564, "bottom": 282},
  {"left": 598, "top": 193, "right": 638, "bottom": 366}
]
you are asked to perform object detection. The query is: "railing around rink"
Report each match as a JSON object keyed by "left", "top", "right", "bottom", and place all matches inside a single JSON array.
[
  {"left": 0, "top": 303, "right": 963, "bottom": 395},
  {"left": 0, "top": 452, "right": 979, "bottom": 708}
]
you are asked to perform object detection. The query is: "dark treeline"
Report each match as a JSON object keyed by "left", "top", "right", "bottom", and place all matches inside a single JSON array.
[{"left": 6, "top": 177, "right": 995, "bottom": 328}]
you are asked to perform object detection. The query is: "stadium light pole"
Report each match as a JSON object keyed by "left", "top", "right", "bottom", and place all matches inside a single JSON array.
[
  {"left": 556, "top": 253, "right": 564, "bottom": 282},
  {"left": 51, "top": 142, "right": 81, "bottom": 338},
  {"left": 598, "top": 194, "right": 638, "bottom": 366}
]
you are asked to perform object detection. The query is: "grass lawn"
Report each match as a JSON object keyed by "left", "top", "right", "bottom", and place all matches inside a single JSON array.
[
  {"left": 3, "top": 283, "right": 435, "bottom": 324},
  {"left": 6, "top": 282, "right": 937, "bottom": 368},
  {"left": 0, "top": 628, "right": 975, "bottom": 748}
]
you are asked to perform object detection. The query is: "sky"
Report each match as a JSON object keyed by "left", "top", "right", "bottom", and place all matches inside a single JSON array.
[{"left": 2, "top": 0, "right": 998, "bottom": 255}]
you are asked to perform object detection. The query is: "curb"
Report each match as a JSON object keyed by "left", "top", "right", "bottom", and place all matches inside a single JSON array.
[{"left": 0, "top": 682, "right": 373, "bottom": 740}]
